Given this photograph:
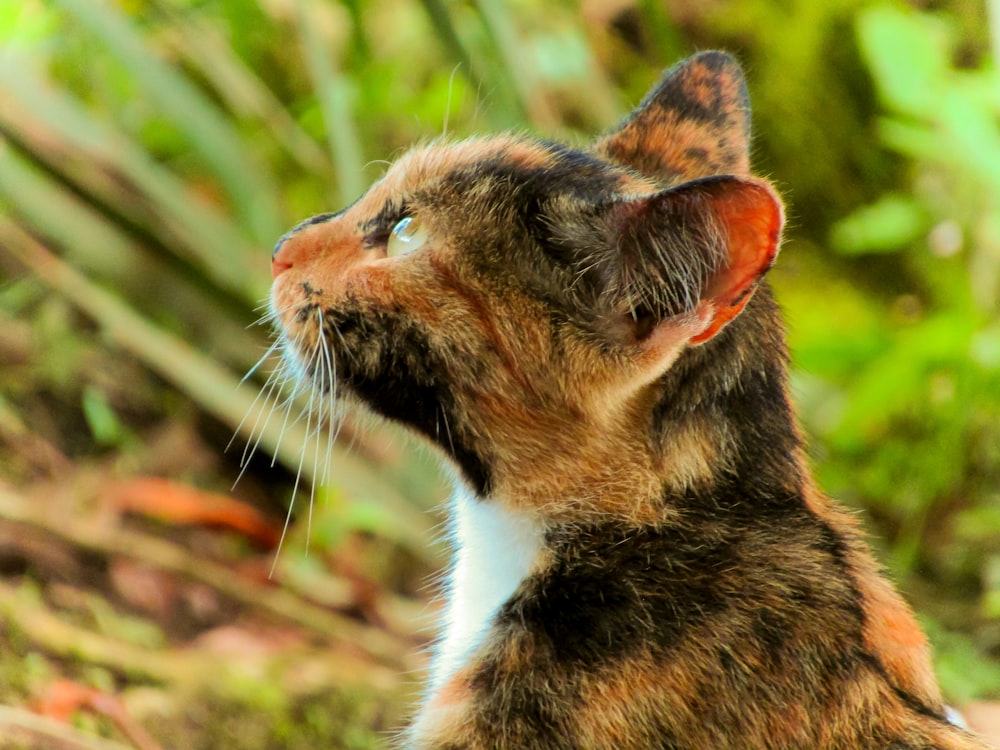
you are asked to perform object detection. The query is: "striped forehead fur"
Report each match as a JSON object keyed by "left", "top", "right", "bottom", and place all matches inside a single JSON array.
[{"left": 383, "top": 135, "right": 726, "bottom": 332}]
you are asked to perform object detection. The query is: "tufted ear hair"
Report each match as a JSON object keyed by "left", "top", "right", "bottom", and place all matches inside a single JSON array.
[
  {"left": 595, "top": 174, "right": 783, "bottom": 350},
  {"left": 594, "top": 51, "right": 751, "bottom": 184}
]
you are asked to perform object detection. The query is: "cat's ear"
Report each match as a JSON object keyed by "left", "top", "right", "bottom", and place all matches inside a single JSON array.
[
  {"left": 594, "top": 51, "right": 751, "bottom": 182},
  {"left": 603, "top": 175, "right": 783, "bottom": 352}
]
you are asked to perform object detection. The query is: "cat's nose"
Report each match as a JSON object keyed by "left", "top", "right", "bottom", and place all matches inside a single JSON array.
[
  {"left": 271, "top": 214, "right": 341, "bottom": 279},
  {"left": 271, "top": 238, "right": 295, "bottom": 278},
  {"left": 271, "top": 234, "right": 306, "bottom": 278},
  {"left": 271, "top": 255, "right": 292, "bottom": 278}
]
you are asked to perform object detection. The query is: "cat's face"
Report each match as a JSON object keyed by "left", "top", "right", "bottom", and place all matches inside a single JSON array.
[{"left": 269, "top": 52, "right": 783, "bottom": 515}]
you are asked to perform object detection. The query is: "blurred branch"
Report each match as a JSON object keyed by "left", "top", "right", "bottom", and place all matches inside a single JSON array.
[
  {"left": 0, "top": 64, "right": 267, "bottom": 302},
  {"left": 0, "top": 577, "right": 214, "bottom": 687},
  {"left": 416, "top": 0, "right": 483, "bottom": 94},
  {"left": 0, "top": 142, "right": 151, "bottom": 282},
  {"left": 0, "top": 575, "right": 407, "bottom": 704},
  {"left": 474, "top": 0, "right": 559, "bottom": 130},
  {"left": 0, "top": 486, "right": 420, "bottom": 670},
  {"left": 153, "top": 0, "right": 333, "bottom": 178},
  {"left": 0, "top": 704, "right": 136, "bottom": 750}
]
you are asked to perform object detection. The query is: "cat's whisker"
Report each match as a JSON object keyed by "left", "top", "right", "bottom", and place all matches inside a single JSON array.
[
  {"left": 318, "top": 315, "right": 339, "bottom": 491},
  {"left": 270, "top": 369, "right": 321, "bottom": 574},
  {"left": 228, "top": 378, "right": 270, "bottom": 456},
  {"left": 250, "top": 334, "right": 313, "bottom": 579},
  {"left": 441, "top": 62, "right": 462, "bottom": 139},
  {"left": 270, "top": 361, "right": 308, "bottom": 469},
  {"left": 302, "top": 384, "right": 318, "bottom": 555},
  {"left": 255, "top": 295, "right": 309, "bottom": 325},
  {"left": 326, "top": 318, "right": 359, "bottom": 367},
  {"left": 235, "top": 360, "right": 290, "bottom": 478},
  {"left": 228, "top": 344, "right": 288, "bottom": 487},
  {"left": 301, "top": 308, "right": 333, "bottom": 550},
  {"left": 247, "top": 298, "right": 278, "bottom": 327},
  {"left": 268, "top": 472, "right": 298, "bottom": 579},
  {"left": 439, "top": 404, "right": 457, "bottom": 458},
  {"left": 230, "top": 337, "right": 285, "bottom": 434},
  {"left": 240, "top": 338, "right": 283, "bottom": 385},
  {"left": 299, "top": 314, "right": 337, "bottom": 546}
]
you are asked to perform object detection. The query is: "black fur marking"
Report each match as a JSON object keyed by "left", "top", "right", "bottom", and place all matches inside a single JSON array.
[
  {"left": 807, "top": 501, "right": 946, "bottom": 721},
  {"left": 467, "top": 674, "right": 570, "bottom": 749},
  {"left": 360, "top": 199, "right": 409, "bottom": 238},
  {"left": 419, "top": 147, "right": 631, "bottom": 336},
  {"left": 437, "top": 149, "right": 752, "bottom": 338},
  {"left": 501, "top": 522, "right": 732, "bottom": 666},
  {"left": 647, "top": 51, "right": 747, "bottom": 131},
  {"left": 684, "top": 146, "right": 710, "bottom": 162},
  {"left": 325, "top": 306, "right": 493, "bottom": 496}
]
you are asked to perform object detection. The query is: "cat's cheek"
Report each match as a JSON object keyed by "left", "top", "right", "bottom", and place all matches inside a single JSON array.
[
  {"left": 337, "top": 262, "right": 397, "bottom": 301},
  {"left": 269, "top": 277, "right": 300, "bottom": 320},
  {"left": 270, "top": 261, "right": 396, "bottom": 323}
]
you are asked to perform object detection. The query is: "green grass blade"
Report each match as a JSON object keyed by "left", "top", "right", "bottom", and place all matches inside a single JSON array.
[
  {"left": 51, "top": 0, "right": 283, "bottom": 244},
  {"left": 0, "top": 142, "right": 265, "bottom": 372},
  {"left": 0, "top": 144, "right": 135, "bottom": 278},
  {"left": 152, "top": 0, "right": 332, "bottom": 178},
  {"left": 294, "top": 0, "right": 366, "bottom": 206},
  {"left": 416, "top": 0, "right": 483, "bottom": 94},
  {"left": 0, "top": 60, "right": 268, "bottom": 302},
  {"left": 474, "top": 0, "right": 558, "bottom": 130}
]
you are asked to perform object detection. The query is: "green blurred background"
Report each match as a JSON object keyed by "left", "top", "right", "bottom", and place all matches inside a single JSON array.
[{"left": 1, "top": 0, "right": 999, "bottom": 747}]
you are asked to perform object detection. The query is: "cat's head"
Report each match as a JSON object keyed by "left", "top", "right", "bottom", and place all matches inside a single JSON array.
[{"left": 269, "top": 52, "right": 784, "bottom": 515}]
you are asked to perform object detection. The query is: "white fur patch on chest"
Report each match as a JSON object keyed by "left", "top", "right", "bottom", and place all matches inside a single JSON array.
[{"left": 431, "top": 491, "right": 545, "bottom": 689}]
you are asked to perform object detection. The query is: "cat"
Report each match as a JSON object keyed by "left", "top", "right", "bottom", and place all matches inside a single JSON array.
[{"left": 268, "top": 51, "right": 993, "bottom": 750}]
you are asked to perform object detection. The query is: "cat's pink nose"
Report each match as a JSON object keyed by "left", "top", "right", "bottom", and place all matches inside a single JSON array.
[
  {"left": 271, "top": 257, "right": 293, "bottom": 278},
  {"left": 271, "top": 234, "right": 306, "bottom": 278},
  {"left": 271, "top": 213, "right": 340, "bottom": 279}
]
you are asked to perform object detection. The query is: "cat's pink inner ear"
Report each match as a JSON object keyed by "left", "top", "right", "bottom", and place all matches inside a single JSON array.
[{"left": 689, "top": 179, "right": 783, "bottom": 344}]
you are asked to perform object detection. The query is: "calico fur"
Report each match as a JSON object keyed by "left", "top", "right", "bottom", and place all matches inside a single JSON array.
[{"left": 269, "top": 51, "right": 992, "bottom": 749}]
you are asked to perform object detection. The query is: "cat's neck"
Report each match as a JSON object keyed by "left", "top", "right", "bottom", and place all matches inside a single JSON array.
[
  {"left": 432, "top": 290, "right": 805, "bottom": 690},
  {"left": 651, "top": 287, "right": 805, "bottom": 499},
  {"left": 473, "top": 291, "right": 804, "bottom": 527},
  {"left": 433, "top": 489, "right": 546, "bottom": 690}
]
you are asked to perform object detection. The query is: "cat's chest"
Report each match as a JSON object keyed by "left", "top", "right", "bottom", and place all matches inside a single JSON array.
[{"left": 432, "top": 491, "right": 545, "bottom": 689}]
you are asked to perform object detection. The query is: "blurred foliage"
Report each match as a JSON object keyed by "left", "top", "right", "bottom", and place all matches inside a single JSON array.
[{"left": 0, "top": 0, "right": 999, "bottom": 746}]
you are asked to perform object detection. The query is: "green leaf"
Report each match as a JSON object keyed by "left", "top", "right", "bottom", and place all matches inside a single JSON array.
[
  {"left": 830, "top": 194, "right": 927, "bottom": 255},
  {"left": 294, "top": 0, "right": 366, "bottom": 206},
  {"left": 0, "top": 2, "right": 56, "bottom": 47},
  {"left": 856, "top": 5, "right": 951, "bottom": 117},
  {"left": 971, "top": 325, "right": 1000, "bottom": 370},
  {"left": 82, "top": 385, "right": 129, "bottom": 447}
]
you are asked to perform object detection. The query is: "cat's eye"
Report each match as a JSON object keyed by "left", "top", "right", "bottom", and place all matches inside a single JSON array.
[{"left": 386, "top": 216, "right": 428, "bottom": 258}]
